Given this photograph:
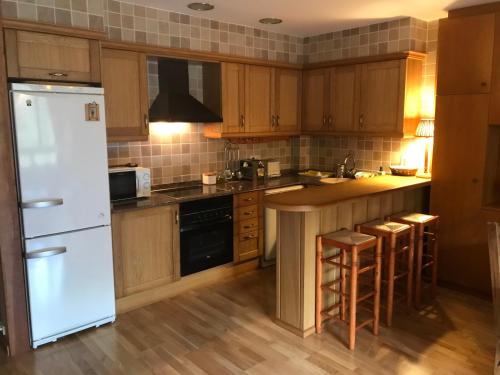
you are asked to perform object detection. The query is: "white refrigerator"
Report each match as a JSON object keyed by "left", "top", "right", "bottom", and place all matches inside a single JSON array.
[{"left": 10, "top": 83, "right": 116, "bottom": 348}]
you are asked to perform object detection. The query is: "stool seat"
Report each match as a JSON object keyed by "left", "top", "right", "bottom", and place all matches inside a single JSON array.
[
  {"left": 323, "top": 229, "right": 375, "bottom": 246},
  {"left": 360, "top": 220, "right": 411, "bottom": 234},
  {"left": 391, "top": 212, "right": 436, "bottom": 224}
]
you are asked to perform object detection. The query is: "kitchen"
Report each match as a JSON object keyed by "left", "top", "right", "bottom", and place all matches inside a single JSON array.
[{"left": 0, "top": 0, "right": 499, "bottom": 373}]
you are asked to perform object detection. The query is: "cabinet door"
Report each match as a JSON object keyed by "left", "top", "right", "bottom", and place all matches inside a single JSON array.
[
  {"left": 274, "top": 68, "right": 301, "bottom": 133},
  {"left": 437, "top": 14, "right": 494, "bottom": 95},
  {"left": 245, "top": 65, "right": 273, "bottom": 133},
  {"left": 102, "top": 49, "right": 149, "bottom": 142},
  {"left": 359, "top": 60, "right": 403, "bottom": 134},
  {"left": 330, "top": 66, "right": 357, "bottom": 132},
  {"left": 431, "top": 95, "right": 490, "bottom": 293},
  {"left": 4, "top": 29, "right": 100, "bottom": 83},
  {"left": 302, "top": 69, "right": 328, "bottom": 132},
  {"left": 112, "top": 205, "right": 180, "bottom": 298},
  {"left": 221, "top": 62, "right": 245, "bottom": 133}
]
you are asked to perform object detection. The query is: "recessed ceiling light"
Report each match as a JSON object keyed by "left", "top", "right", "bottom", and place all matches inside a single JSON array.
[
  {"left": 259, "top": 17, "right": 283, "bottom": 25},
  {"left": 187, "top": 2, "right": 214, "bottom": 11}
]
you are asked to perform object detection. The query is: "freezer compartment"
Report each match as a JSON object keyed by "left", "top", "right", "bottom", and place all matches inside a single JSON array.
[
  {"left": 11, "top": 88, "right": 110, "bottom": 238},
  {"left": 25, "top": 226, "right": 115, "bottom": 348}
]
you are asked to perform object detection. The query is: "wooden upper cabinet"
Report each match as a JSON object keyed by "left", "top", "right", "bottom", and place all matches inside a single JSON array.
[
  {"left": 112, "top": 205, "right": 180, "bottom": 299},
  {"left": 4, "top": 29, "right": 100, "bottom": 83},
  {"left": 101, "top": 48, "right": 149, "bottom": 142},
  {"left": 302, "top": 68, "right": 329, "bottom": 132},
  {"left": 244, "top": 65, "right": 273, "bottom": 133},
  {"left": 221, "top": 62, "right": 245, "bottom": 134},
  {"left": 437, "top": 14, "right": 495, "bottom": 95},
  {"left": 358, "top": 60, "right": 404, "bottom": 134},
  {"left": 274, "top": 68, "right": 301, "bottom": 133},
  {"left": 330, "top": 66, "right": 357, "bottom": 132}
]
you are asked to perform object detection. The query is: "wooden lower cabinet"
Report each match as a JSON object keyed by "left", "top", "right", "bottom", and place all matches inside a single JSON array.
[
  {"left": 111, "top": 205, "right": 180, "bottom": 299},
  {"left": 233, "top": 191, "right": 263, "bottom": 262}
]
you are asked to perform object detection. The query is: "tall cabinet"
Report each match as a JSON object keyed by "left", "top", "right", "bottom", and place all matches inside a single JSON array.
[{"left": 432, "top": 9, "right": 500, "bottom": 295}]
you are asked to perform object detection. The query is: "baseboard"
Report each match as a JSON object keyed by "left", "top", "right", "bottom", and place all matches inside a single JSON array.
[{"left": 116, "top": 258, "right": 260, "bottom": 314}]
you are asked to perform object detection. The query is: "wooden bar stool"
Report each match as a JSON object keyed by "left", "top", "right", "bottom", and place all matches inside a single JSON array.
[
  {"left": 387, "top": 213, "right": 439, "bottom": 308},
  {"left": 355, "top": 220, "right": 414, "bottom": 326},
  {"left": 315, "top": 229, "right": 382, "bottom": 350}
]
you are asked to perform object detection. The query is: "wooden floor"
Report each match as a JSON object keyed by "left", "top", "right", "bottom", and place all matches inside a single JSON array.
[{"left": 0, "top": 266, "right": 495, "bottom": 374}]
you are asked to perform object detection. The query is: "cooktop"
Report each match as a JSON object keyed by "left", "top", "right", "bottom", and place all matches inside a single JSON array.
[{"left": 153, "top": 184, "right": 230, "bottom": 200}]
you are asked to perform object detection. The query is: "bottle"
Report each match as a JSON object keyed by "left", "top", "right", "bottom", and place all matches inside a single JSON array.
[{"left": 377, "top": 166, "right": 386, "bottom": 176}]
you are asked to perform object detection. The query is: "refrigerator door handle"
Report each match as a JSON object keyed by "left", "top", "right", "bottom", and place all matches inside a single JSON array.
[
  {"left": 20, "top": 198, "right": 64, "bottom": 209},
  {"left": 25, "top": 247, "right": 67, "bottom": 259}
]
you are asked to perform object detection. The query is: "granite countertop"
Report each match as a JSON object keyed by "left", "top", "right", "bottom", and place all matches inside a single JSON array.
[
  {"left": 264, "top": 175, "right": 431, "bottom": 212},
  {"left": 111, "top": 173, "right": 322, "bottom": 213}
]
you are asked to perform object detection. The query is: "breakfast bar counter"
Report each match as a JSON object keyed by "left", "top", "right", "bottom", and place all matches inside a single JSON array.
[
  {"left": 265, "top": 176, "right": 431, "bottom": 212},
  {"left": 264, "top": 175, "right": 431, "bottom": 337}
]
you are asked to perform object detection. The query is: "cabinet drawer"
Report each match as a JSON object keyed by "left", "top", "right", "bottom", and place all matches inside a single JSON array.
[
  {"left": 239, "top": 217, "right": 259, "bottom": 234},
  {"left": 5, "top": 29, "right": 100, "bottom": 83},
  {"left": 238, "top": 204, "right": 258, "bottom": 221},
  {"left": 237, "top": 235, "right": 259, "bottom": 261},
  {"left": 239, "top": 230, "right": 258, "bottom": 242},
  {"left": 237, "top": 191, "right": 259, "bottom": 207}
]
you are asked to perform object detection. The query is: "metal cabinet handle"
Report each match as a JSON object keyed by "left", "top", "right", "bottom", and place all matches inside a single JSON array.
[
  {"left": 243, "top": 211, "right": 254, "bottom": 216},
  {"left": 328, "top": 115, "right": 333, "bottom": 127},
  {"left": 26, "top": 247, "right": 66, "bottom": 259},
  {"left": 48, "top": 72, "right": 68, "bottom": 77},
  {"left": 175, "top": 211, "right": 179, "bottom": 224},
  {"left": 271, "top": 115, "right": 276, "bottom": 128},
  {"left": 243, "top": 224, "right": 256, "bottom": 229},
  {"left": 240, "top": 114, "right": 245, "bottom": 128},
  {"left": 244, "top": 198, "right": 254, "bottom": 202},
  {"left": 322, "top": 115, "right": 327, "bottom": 128},
  {"left": 276, "top": 115, "right": 280, "bottom": 127},
  {"left": 243, "top": 234, "right": 256, "bottom": 240},
  {"left": 359, "top": 114, "right": 364, "bottom": 128},
  {"left": 21, "top": 198, "right": 63, "bottom": 209},
  {"left": 144, "top": 114, "right": 149, "bottom": 130}
]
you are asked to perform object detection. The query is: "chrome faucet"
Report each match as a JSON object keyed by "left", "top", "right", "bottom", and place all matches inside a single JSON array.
[{"left": 336, "top": 152, "right": 356, "bottom": 178}]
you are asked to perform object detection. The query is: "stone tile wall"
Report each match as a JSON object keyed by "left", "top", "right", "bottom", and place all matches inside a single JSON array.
[
  {"left": 107, "top": 128, "right": 295, "bottom": 185},
  {"left": 304, "top": 17, "right": 428, "bottom": 63},
  {"left": 1, "top": 0, "right": 439, "bottom": 179}
]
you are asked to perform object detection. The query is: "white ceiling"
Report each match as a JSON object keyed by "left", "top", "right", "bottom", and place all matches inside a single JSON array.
[{"left": 130, "top": 0, "right": 497, "bottom": 36}]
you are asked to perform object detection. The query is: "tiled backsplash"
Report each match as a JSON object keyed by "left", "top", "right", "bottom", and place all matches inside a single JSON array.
[
  {"left": 309, "top": 136, "right": 427, "bottom": 172},
  {"left": 107, "top": 125, "right": 295, "bottom": 185}
]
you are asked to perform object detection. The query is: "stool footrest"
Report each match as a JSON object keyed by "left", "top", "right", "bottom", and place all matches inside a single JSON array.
[
  {"left": 421, "top": 260, "right": 435, "bottom": 270},
  {"left": 322, "top": 253, "right": 341, "bottom": 262},
  {"left": 358, "top": 264, "right": 376, "bottom": 275},
  {"left": 393, "top": 271, "right": 409, "bottom": 281}
]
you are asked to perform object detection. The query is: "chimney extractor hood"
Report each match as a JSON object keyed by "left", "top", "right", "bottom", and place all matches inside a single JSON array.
[{"left": 149, "top": 58, "right": 222, "bottom": 123}]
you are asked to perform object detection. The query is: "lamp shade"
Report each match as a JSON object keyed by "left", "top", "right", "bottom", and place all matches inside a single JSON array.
[{"left": 415, "top": 118, "right": 435, "bottom": 137}]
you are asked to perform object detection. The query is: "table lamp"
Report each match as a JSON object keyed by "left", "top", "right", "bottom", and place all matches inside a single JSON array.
[{"left": 415, "top": 118, "right": 434, "bottom": 178}]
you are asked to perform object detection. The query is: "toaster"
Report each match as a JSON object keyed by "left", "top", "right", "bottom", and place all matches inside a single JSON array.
[{"left": 265, "top": 159, "right": 281, "bottom": 178}]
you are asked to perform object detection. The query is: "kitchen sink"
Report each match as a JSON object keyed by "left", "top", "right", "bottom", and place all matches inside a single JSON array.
[{"left": 319, "top": 177, "right": 352, "bottom": 184}]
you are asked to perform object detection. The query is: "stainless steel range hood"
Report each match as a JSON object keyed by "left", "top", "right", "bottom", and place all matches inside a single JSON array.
[{"left": 148, "top": 58, "right": 222, "bottom": 123}]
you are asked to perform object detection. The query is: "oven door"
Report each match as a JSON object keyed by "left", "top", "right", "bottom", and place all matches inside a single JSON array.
[
  {"left": 109, "top": 171, "right": 137, "bottom": 201},
  {"left": 180, "top": 218, "right": 233, "bottom": 276}
]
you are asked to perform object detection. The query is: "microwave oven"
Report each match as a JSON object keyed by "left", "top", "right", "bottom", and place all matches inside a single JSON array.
[{"left": 108, "top": 166, "right": 151, "bottom": 201}]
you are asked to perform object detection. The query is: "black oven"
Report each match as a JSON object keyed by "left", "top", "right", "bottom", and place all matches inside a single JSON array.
[{"left": 179, "top": 195, "right": 233, "bottom": 276}]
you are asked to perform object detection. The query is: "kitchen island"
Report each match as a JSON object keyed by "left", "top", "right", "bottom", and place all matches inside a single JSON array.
[{"left": 264, "top": 175, "right": 431, "bottom": 337}]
